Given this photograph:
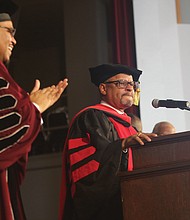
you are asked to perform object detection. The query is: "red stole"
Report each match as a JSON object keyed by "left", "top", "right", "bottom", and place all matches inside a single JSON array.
[{"left": 88, "top": 104, "right": 137, "bottom": 171}]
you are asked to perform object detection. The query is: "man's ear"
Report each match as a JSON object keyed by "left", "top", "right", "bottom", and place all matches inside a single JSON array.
[{"left": 99, "top": 83, "right": 107, "bottom": 95}]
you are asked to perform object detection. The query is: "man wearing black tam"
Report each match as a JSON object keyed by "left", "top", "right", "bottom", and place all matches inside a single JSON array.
[
  {"left": 0, "top": 11, "right": 68, "bottom": 220},
  {"left": 59, "top": 64, "right": 156, "bottom": 220}
]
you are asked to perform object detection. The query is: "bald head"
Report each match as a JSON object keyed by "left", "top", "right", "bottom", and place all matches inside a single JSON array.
[{"left": 152, "top": 121, "right": 176, "bottom": 136}]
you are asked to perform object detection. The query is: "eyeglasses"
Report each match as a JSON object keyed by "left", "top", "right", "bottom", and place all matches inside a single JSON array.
[
  {"left": 104, "top": 80, "right": 139, "bottom": 90},
  {"left": 0, "top": 26, "right": 16, "bottom": 37}
]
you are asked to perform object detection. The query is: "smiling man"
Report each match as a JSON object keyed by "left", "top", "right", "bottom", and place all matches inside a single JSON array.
[
  {"left": 59, "top": 64, "right": 156, "bottom": 220},
  {"left": 0, "top": 12, "right": 68, "bottom": 220},
  {"left": 0, "top": 13, "right": 16, "bottom": 63}
]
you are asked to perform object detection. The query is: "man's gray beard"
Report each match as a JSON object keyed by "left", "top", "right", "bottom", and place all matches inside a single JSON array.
[{"left": 121, "top": 97, "right": 133, "bottom": 108}]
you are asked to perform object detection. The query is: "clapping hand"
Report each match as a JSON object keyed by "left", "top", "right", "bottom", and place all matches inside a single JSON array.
[{"left": 29, "top": 78, "right": 68, "bottom": 113}]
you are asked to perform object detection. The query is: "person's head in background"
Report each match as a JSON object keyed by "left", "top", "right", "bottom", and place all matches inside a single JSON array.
[
  {"left": 128, "top": 113, "right": 142, "bottom": 132},
  {"left": 152, "top": 121, "right": 176, "bottom": 136}
]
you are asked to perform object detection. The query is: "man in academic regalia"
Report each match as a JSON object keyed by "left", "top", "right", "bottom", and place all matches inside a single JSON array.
[
  {"left": 59, "top": 63, "right": 156, "bottom": 220},
  {"left": 0, "top": 9, "right": 68, "bottom": 220}
]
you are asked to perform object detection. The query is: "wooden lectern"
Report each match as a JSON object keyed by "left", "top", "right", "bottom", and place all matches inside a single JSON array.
[{"left": 119, "top": 131, "right": 190, "bottom": 220}]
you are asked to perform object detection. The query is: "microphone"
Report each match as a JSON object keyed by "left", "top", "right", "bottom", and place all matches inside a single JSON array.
[{"left": 152, "top": 99, "right": 190, "bottom": 109}]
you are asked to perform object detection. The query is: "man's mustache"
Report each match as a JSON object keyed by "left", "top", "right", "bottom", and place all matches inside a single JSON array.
[{"left": 122, "top": 93, "right": 133, "bottom": 97}]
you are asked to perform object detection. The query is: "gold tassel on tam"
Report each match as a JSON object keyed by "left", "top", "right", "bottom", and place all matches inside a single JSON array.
[{"left": 133, "top": 81, "right": 140, "bottom": 106}]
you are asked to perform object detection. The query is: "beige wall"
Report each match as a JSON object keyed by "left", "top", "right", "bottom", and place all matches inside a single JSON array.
[
  {"left": 63, "top": 0, "right": 111, "bottom": 119},
  {"left": 133, "top": 0, "right": 190, "bottom": 132}
]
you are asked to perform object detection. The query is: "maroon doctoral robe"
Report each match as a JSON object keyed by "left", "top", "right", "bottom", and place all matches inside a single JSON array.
[{"left": 0, "top": 61, "right": 41, "bottom": 220}]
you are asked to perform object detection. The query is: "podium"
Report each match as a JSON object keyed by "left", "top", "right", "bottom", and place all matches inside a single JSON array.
[{"left": 119, "top": 131, "right": 190, "bottom": 220}]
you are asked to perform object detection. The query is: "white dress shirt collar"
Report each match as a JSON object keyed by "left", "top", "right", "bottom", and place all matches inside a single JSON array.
[{"left": 100, "top": 100, "right": 125, "bottom": 115}]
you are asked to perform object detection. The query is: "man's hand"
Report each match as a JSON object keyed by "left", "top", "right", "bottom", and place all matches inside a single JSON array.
[
  {"left": 122, "top": 132, "right": 157, "bottom": 150},
  {"left": 29, "top": 78, "right": 68, "bottom": 113}
]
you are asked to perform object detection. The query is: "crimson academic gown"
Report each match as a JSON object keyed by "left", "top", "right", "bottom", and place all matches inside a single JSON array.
[
  {"left": 0, "top": 61, "right": 41, "bottom": 220},
  {"left": 59, "top": 104, "right": 137, "bottom": 220}
]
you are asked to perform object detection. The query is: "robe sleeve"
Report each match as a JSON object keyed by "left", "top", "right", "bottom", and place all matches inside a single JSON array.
[{"left": 0, "top": 63, "right": 41, "bottom": 171}]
